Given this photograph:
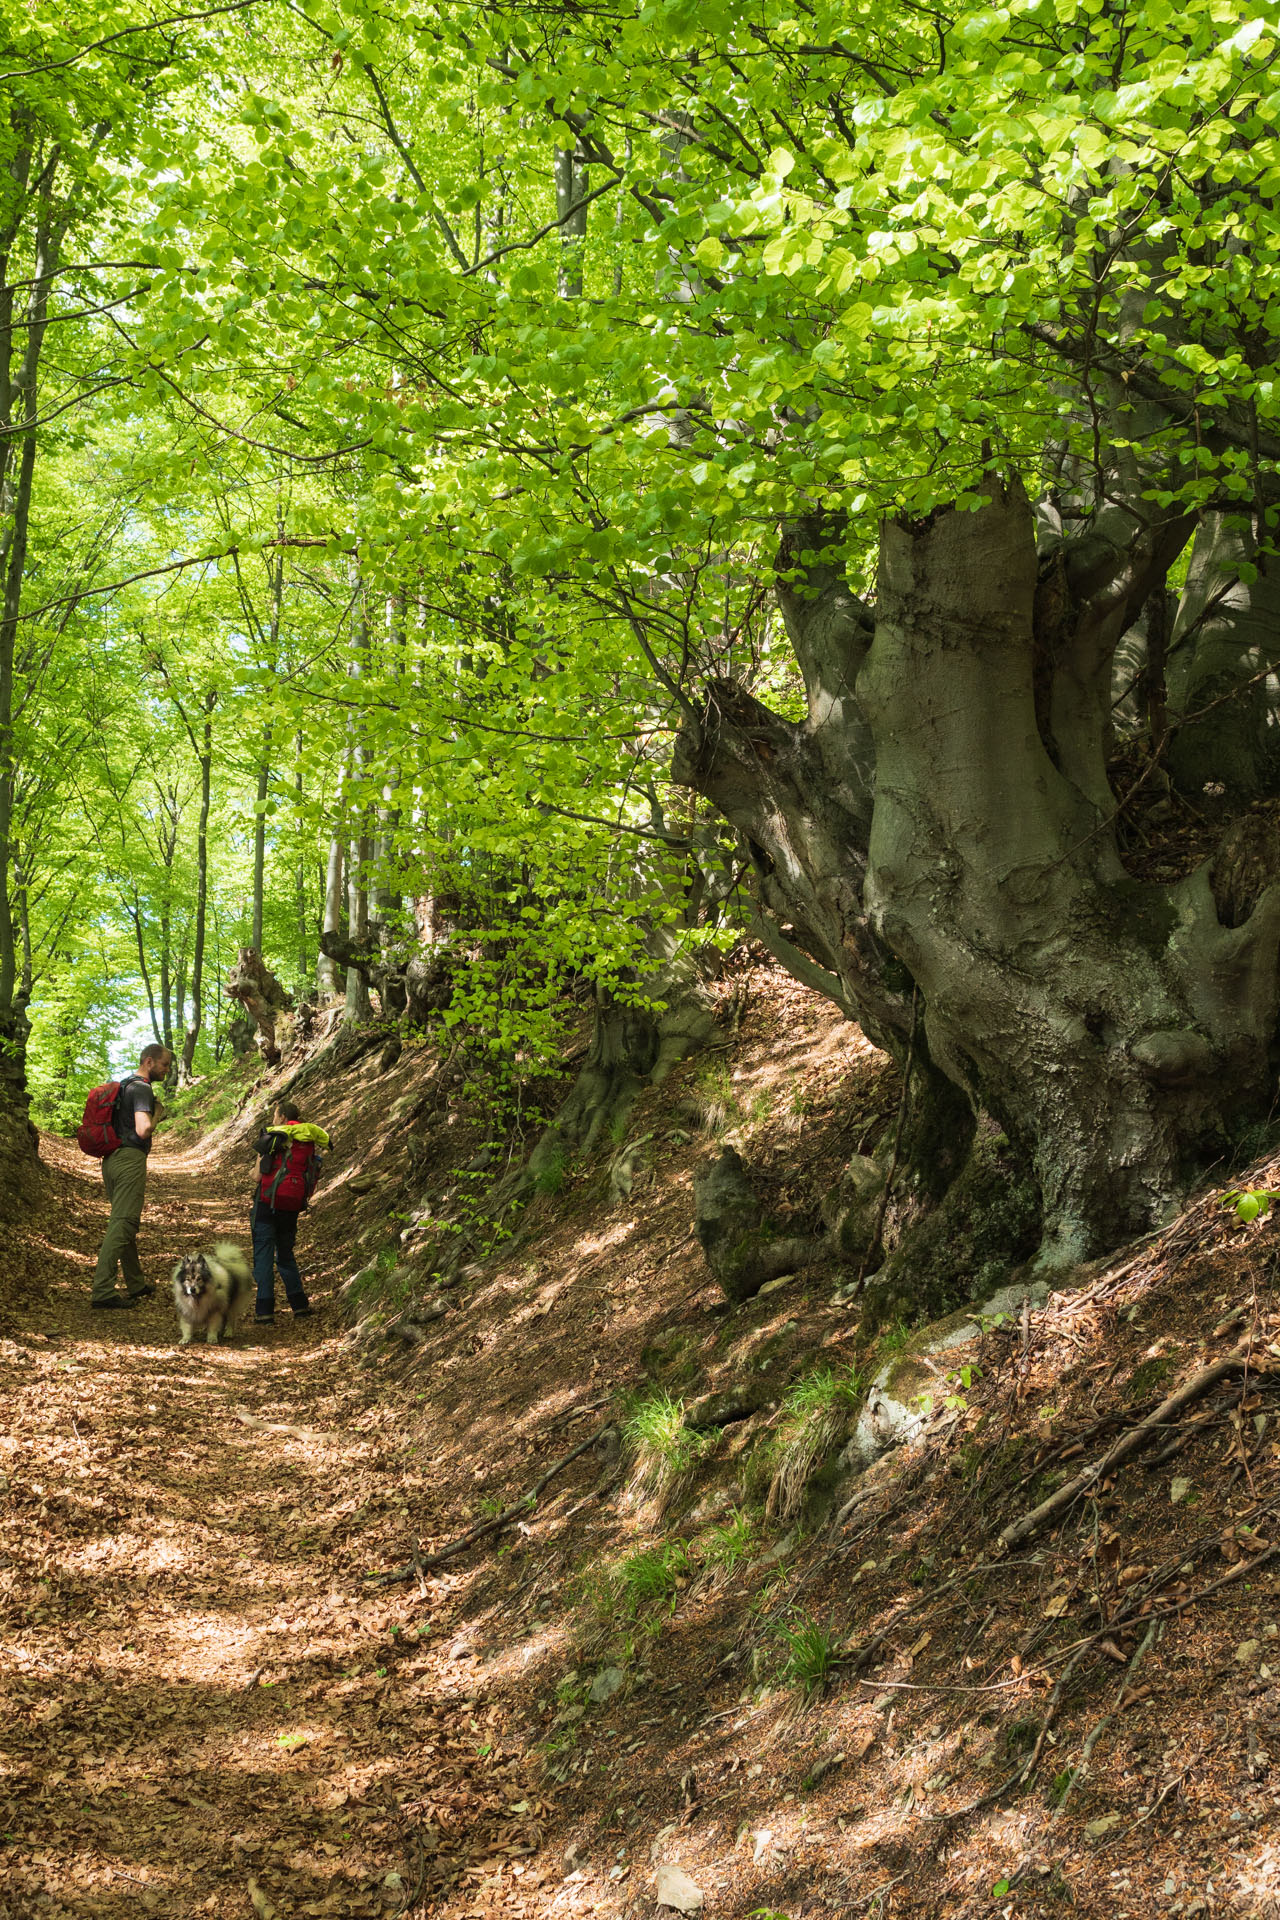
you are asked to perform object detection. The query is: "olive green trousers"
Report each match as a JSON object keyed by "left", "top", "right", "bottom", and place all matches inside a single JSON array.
[{"left": 92, "top": 1147, "right": 149, "bottom": 1301}]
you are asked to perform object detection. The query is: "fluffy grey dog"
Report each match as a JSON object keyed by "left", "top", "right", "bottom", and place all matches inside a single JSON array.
[{"left": 171, "top": 1241, "right": 253, "bottom": 1345}]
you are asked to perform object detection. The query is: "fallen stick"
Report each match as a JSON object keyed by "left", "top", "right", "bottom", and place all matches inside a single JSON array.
[
  {"left": 999, "top": 1343, "right": 1271, "bottom": 1550},
  {"left": 233, "top": 1406, "right": 332, "bottom": 1445},
  {"left": 1053, "top": 1618, "right": 1162, "bottom": 1819},
  {"left": 940, "top": 1637, "right": 1095, "bottom": 1825},
  {"left": 1144, "top": 1385, "right": 1245, "bottom": 1466},
  {"left": 364, "top": 1426, "right": 609, "bottom": 1586}
]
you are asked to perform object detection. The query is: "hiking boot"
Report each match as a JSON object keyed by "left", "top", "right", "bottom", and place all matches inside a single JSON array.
[
  {"left": 254, "top": 1310, "right": 276, "bottom": 1324},
  {"left": 91, "top": 1294, "right": 133, "bottom": 1310},
  {"left": 127, "top": 1283, "right": 157, "bottom": 1302},
  {"left": 291, "top": 1301, "right": 314, "bottom": 1318}
]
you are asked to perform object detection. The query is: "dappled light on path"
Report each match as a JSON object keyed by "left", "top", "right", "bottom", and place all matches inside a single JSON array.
[{"left": 0, "top": 1140, "right": 540, "bottom": 1918}]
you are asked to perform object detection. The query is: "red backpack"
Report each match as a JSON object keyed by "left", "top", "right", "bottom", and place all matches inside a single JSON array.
[
  {"left": 77, "top": 1080, "right": 126, "bottom": 1157},
  {"left": 259, "top": 1136, "right": 321, "bottom": 1212}
]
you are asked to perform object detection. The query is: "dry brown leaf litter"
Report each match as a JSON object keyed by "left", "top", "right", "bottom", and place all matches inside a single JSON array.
[{"left": 3, "top": 970, "right": 1280, "bottom": 1919}]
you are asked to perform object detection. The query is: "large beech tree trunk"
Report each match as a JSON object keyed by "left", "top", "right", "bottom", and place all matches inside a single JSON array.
[{"left": 675, "top": 484, "right": 1280, "bottom": 1270}]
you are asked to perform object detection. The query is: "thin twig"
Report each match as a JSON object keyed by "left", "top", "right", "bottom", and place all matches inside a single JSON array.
[
  {"left": 941, "top": 1638, "right": 1095, "bottom": 1824},
  {"left": 364, "top": 1427, "right": 609, "bottom": 1586},
  {"left": 1053, "top": 1619, "right": 1162, "bottom": 1819}
]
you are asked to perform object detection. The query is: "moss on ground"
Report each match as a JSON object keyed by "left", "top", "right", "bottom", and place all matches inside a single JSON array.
[{"left": 860, "top": 1123, "right": 1042, "bottom": 1331}]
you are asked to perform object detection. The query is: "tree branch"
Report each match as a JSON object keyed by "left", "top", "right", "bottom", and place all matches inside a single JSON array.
[{"left": 0, "top": 1, "right": 264, "bottom": 81}]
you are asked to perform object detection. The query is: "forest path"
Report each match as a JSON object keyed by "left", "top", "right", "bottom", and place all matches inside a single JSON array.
[{"left": 0, "top": 1135, "right": 484, "bottom": 1920}]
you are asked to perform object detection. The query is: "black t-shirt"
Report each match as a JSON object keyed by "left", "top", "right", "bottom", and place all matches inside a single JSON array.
[{"left": 115, "top": 1075, "right": 156, "bottom": 1155}]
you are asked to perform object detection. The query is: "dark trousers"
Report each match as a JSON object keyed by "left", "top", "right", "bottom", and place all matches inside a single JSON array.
[{"left": 251, "top": 1199, "right": 308, "bottom": 1312}]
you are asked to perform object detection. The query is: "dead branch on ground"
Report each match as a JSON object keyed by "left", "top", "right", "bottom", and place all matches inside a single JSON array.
[
  {"left": 364, "top": 1425, "right": 611, "bottom": 1587},
  {"left": 999, "top": 1342, "right": 1274, "bottom": 1550}
]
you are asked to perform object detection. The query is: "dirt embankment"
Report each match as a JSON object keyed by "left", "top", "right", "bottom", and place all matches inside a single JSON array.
[{"left": 3, "top": 967, "right": 1280, "bottom": 1920}]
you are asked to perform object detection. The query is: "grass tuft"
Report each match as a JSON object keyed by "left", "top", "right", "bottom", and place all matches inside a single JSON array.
[
  {"left": 704, "top": 1506, "right": 759, "bottom": 1574},
  {"left": 531, "top": 1142, "right": 570, "bottom": 1196},
  {"left": 622, "top": 1389, "right": 705, "bottom": 1506},
  {"left": 763, "top": 1363, "right": 863, "bottom": 1523},
  {"left": 581, "top": 1539, "right": 691, "bottom": 1622},
  {"left": 775, "top": 1612, "right": 842, "bottom": 1698}
]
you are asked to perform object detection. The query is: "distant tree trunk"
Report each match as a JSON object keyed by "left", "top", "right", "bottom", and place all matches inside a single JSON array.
[
  {"left": 344, "top": 828, "right": 373, "bottom": 1022},
  {"left": 318, "top": 831, "right": 344, "bottom": 995},
  {"left": 317, "top": 672, "right": 353, "bottom": 1002},
  {"left": 252, "top": 725, "right": 271, "bottom": 954},
  {"left": 210, "top": 905, "right": 224, "bottom": 1062},
  {"left": 126, "top": 894, "right": 164, "bottom": 1047},
  {"left": 180, "top": 693, "right": 215, "bottom": 1084},
  {"left": 295, "top": 729, "right": 309, "bottom": 984},
  {"left": 373, "top": 594, "right": 405, "bottom": 932},
  {"left": 554, "top": 147, "right": 588, "bottom": 297},
  {"left": 343, "top": 599, "right": 373, "bottom": 1023},
  {"left": 252, "top": 548, "right": 282, "bottom": 953}
]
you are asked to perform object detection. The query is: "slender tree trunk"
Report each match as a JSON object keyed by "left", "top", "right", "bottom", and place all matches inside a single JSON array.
[
  {"left": 317, "top": 594, "right": 359, "bottom": 999},
  {"left": 344, "top": 827, "right": 372, "bottom": 1022},
  {"left": 342, "top": 596, "right": 373, "bottom": 1022},
  {"left": 555, "top": 146, "right": 588, "bottom": 297},
  {"left": 252, "top": 723, "right": 271, "bottom": 953},
  {"left": 210, "top": 904, "right": 224, "bottom": 1062},
  {"left": 159, "top": 913, "right": 173, "bottom": 1056},
  {"left": 373, "top": 594, "right": 405, "bottom": 929},
  {"left": 180, "top": 694, "right": 215, "bottom": 1083},
  {"left": 295, "top": 729, "right": 309, "bottom": 985},
  {"left": 318, "top": 830, "right": 344, "bottom": 995},
  {"left": 126, "top": 895, "right": 163, "bottom": 1046},
  {"left": 252, "top": 548, "right": 282, "bottom": 953},
  {"left": 0, "top": 149, "right": 61, "bottom": 1017}
]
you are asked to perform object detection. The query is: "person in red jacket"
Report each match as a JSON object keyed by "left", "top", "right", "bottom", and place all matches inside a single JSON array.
[{"left": 251, "top": 1098, "right": 330, "bottom": 1324}]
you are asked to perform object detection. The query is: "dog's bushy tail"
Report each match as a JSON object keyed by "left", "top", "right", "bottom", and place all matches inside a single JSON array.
[{"left": 212, "top": 1240, "right": 251, "bottom": 1286}]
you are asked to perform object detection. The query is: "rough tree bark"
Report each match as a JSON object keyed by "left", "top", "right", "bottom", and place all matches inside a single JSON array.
[
  {"left": 226, "top": 946, "right": 293, "bottom": 1064},
  {"left": 674, "top": 487, "right": 1280, "bottom": 1272}
]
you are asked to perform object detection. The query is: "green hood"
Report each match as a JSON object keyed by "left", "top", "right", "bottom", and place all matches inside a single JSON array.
[{"left": 274, "top": 1120, "right": 330, "bottom": 1149}]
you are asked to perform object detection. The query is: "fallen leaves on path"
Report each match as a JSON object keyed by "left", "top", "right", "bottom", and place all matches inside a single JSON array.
[{"left": 0, "top": 1140, "right": 540, "bottom": 1919}]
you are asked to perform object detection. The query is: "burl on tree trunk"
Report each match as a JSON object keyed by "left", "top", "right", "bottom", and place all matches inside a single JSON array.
[
  {"left": 675, "top": 481, "right": 1280, "bottom": 1271},
  {"left": 225, "top": 948, "right": 293, "bottom": 1065}
]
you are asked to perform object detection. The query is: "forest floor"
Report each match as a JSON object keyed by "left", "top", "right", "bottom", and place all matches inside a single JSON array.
[{"left": 4, "top": 972, "right": 1280, "bottom": 1919}]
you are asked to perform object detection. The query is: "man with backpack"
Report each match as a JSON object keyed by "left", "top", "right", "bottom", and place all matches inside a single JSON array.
[
  {"left": 84, "top": 1043, "right": 174, "bottom": 1310},
  {"left": 252, "top": 1098, "right": 329, "bottom": 1324}
]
